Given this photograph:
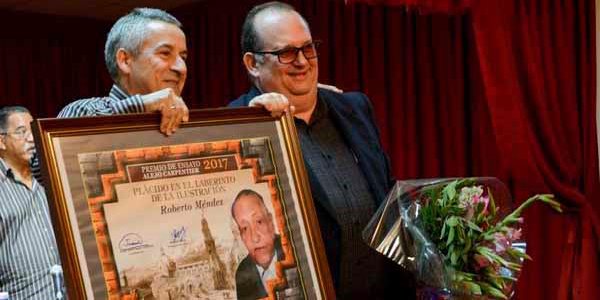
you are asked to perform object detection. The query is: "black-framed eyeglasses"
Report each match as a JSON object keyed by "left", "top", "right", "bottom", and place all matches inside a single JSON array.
[
  {"left": 0, "top": 127, "right": 31, "bottom": 140},
  {"left": 253, "top": 41, "right": 321, "bottom": 64}
]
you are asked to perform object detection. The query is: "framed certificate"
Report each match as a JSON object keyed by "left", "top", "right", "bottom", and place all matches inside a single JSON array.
[{"left": 34, "top": 108, "right": 334, "bottom": 299}]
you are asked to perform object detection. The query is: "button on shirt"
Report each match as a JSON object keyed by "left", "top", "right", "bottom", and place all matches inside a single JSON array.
[
  {"left": 0, "top": 159, "right": 61, "bottom": 299},
  {"left": 295, "top": 99, "right": 382, "bottom": 298}
]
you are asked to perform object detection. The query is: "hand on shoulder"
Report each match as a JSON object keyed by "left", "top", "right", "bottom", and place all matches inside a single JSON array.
[
  {"left": 317, "top": 83, "right": 343, "bottom": 93},
  {"left": 249, "top": 93, "right": 295, "bottom": 117}
]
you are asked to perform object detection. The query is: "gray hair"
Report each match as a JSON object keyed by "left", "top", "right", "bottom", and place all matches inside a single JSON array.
[
  {"left": 241, "top": 1, "right": 307, "bottom": 54},
  {"left": 231, "top": 189, "right": 267, "bottom": 222},
  {"left": 105, "top": 7, "right": 182, "bottom": 82},
  {"left": 0, "top": 106, "right": 30, "bottom": 131}
]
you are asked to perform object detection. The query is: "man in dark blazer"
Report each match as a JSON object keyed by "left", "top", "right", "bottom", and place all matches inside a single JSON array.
[{"left": 229, "top": 2, "right": 414, "bottom": 299}]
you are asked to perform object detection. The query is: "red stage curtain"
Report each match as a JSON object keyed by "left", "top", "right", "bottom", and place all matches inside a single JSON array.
[
  {"left": 349, "top": 0, "right": 600, "bottom": 298},
  {"left": 1, "top": 1, "right": 596, "bottom": 298},
  {"left": 0, "top": 11, "right": 112, "bottom": 117},
  {"left": 471, "top": 1, "right": 600, "bottom": 299},
  {"left": 347, "top": 0, "right": 475, "bottom": 13}
]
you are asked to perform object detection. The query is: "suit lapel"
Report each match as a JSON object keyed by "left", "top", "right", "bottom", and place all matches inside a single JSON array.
[
  {"left": 242, "top": 86, "right": 262, "bottom": 105},
  {"left": 320, "top": 90, "right": 386, "bottom": 206},
  {"left": 320, "top": 90, "right": 371, "bottom": 159}
]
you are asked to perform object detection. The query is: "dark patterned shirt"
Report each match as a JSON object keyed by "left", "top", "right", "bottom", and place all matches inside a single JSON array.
[
  {"left": 295, "top": 99, "right": 384, "bottom": 298},
  {"left": 0, "top": 159, "right": 61, "bottom": 299}
]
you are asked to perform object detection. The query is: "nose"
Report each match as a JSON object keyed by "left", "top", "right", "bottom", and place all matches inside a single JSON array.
[
  {"left": 249, "top": 226, "right": 261, "bottom": 244},
  {"left": 292, "top": 50, "right": 310, "bottom": 66},
  {"left": 172, "top": 55, "right": 187, "bottom": 75},
  {"left": 25, "top": 129, "right": 34, "bottom": 142}
]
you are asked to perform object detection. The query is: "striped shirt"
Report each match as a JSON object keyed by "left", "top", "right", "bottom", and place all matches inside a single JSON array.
[
  {"left": 57, "top": 84, "right": 145, "bottom": 117},
  {"left": 0, "top": 158, "right": 61, "bottom": 299},
  {"left": 31, "top": 85, "right": 146, "bottom": 185}
]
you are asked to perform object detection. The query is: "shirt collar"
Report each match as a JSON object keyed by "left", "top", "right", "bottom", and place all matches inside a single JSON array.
[
  {"left": 255, "top": 251, "right": 278, "bottom": 285},
  {"left": 295, "top": 97, "right": 329, "bottom": 127},
  {"left": 0, "top": 158, "right": 9, "bottom": 181},
  {"left": 0, "top": 158, "right": 39, "bottom": 190},
  {"left": 310, "top": 96, "right": 328, "bottom": 124},
  {"left": 108, "top": 84, "right": 132, "bottom": 101}
]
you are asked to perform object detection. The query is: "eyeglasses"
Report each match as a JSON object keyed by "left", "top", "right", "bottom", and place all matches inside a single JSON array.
[
  {"left": 253, "top": 41, "right": 321, "bottom": 64},
  {"left": 0, "top": 127, "right": 32, "bottom": 140}
]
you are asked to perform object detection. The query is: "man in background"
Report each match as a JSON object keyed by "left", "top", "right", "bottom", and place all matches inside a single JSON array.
[
  {"left": 0, "top": 106, "right": 62, "bottom": 299},
  {"left": 229, "top": 2, "right": 415, "bottom": 298}
]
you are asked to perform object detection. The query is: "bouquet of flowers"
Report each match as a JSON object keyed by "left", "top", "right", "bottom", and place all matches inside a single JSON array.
[{"left": 363, "top": 178, "right": 562, "bottom": 299}]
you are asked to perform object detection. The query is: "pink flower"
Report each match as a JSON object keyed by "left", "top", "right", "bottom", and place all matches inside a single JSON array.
[
  {"left": 475, "top": 195, "right": 490, "bottom": 215},
  {"left": 506, "top": 228, "right": 522, "bottom": 241},
  {"left": 458, "top": 186, "right": 484, "bottom": 209},
  {"left": 493, "top": 232, "right": 510, "bottom": 253}
]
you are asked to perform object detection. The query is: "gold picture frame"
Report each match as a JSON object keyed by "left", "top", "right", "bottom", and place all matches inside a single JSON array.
[{"left": 33, "top": 108, "right": 334, "bottom": 300}]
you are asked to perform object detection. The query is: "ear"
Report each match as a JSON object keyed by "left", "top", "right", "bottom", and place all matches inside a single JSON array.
[
  {"left": 0, "top": 136, "right": 6, "bottom": 151},
  {"left": 243, "top": 52, "right": 261, "bottom": 78},
  {"left": 116, "top": 48, "right": 133, "bottom": 76}
]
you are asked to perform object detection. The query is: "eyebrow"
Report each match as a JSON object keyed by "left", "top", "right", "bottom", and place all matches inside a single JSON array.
[
  {"left": 155, "top": 43, "right": 174, "bottom": 51},
  {"left": 268, "top": 41, "right": 312, "bottom": 52},
  {"left": 156, "top": 43, "right": 185, "bottom": 51}
]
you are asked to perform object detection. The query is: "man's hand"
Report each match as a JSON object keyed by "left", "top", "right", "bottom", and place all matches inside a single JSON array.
[
  {"left": 317, "top": 83, "right": 343, "bottom": 93},
  {"left": 141, "top": 88, "right": 189, "bottom": 136},
  {"left": 249, "top": 93, "right": 294, "bottom": 117}
]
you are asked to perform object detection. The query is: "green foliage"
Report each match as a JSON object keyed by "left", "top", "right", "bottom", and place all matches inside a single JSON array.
[{"left": 416, "top": 179, "right": 562, "bottom": 299}]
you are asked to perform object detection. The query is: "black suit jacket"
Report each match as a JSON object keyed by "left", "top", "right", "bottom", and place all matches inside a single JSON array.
[
  {"left": 235, "top": 235, "right": 284, "bottom": 300},
  {"left": 230, "top": 87, "right": 413, "bottom": 298}
]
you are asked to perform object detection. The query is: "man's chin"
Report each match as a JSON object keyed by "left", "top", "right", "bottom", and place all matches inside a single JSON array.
[
  {"left": 255, "top": 259, "right": 272, "bottom": 269},
  {"left": 16, "top": 155, "right": 34, "bottom": 166},
  {"left": 160, "top": 83, "right": 183, "bottom": 95},
  {"left": 288, "top": 85, "right": 317, "bottom": 96},
  {"left": 291, "top": 79, "right": 317, "bottom": 92},
  {"left": 24, "top": 151, "right": 35, "bottom": 161},
  {"left": 172, "top": 85, "right": 183, "bottom": 96},
  {"left": 251, "top": 252, "right": 274, "bottom": 267}
]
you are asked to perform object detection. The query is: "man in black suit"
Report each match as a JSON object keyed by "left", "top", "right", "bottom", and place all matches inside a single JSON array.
[
  {"left": 229, "top": 2, "right": 415, "bottom": 298},
  {"left": 232, "top": 189, "right": 283, "bottom": 300}
]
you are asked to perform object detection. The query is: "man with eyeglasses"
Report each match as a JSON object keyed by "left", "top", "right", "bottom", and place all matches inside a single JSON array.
[
  {"left": 229, "top": 2, "right": 414, "bottom": 298},
  {"left": 0, "top": 106, "right": 63, "bottom": 299}
]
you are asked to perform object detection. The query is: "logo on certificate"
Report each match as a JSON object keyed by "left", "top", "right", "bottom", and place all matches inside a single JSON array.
[
  {"left": 118, "top": 233, "right": 153, "bottom": 254},
  {"left": 168, "top": 226, "right": 189, "bottom": 247}
]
